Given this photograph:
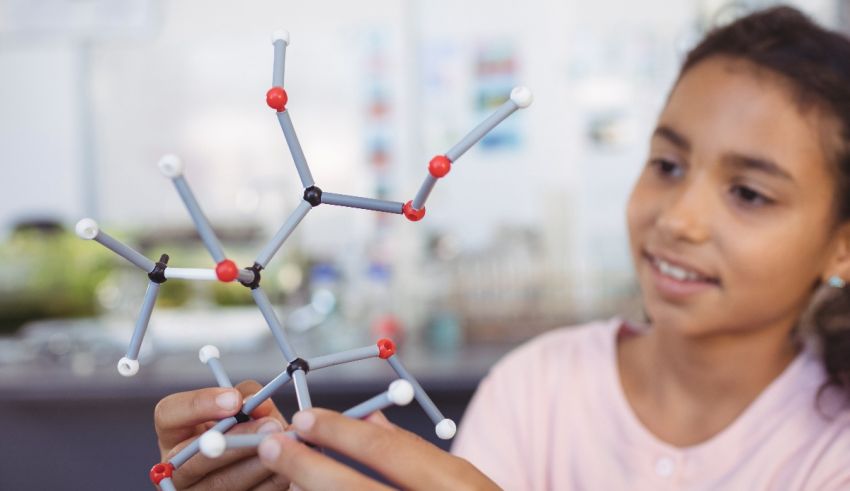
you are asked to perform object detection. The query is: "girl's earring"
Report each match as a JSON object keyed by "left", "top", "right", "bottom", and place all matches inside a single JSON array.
[{"left": 828, "top": 275, "right": 846, "bottom": 289}]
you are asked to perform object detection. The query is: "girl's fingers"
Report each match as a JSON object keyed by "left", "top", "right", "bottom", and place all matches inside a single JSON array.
[
  {"left": 155, "top": 380, "right": 286, "bottom": 458},
  {"left": 258, "top": 433, "right": 392, "bottom": 491},
  {"left": 235, "top": 380, "right": 286, "bottom": 422},
  {"left": 282, "top": 408, "right": 492, "bottom": 490},
  {"left": 155, "top": 387, "right": 243, "bottom": 451},
  {"left": 169, "top": 417, "right": 283, "bottom": 489},
  {"left": 250, "top": 475, "right": 292, "bottom": 491},
  {"left": 183, "top": 455, "right": 276, "bottom": 491},
  {"left": 363, "top": 410, "right": 397, "bottom": 431}
]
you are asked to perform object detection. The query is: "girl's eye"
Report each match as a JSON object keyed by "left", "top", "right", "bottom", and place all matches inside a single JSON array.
[
  {"left": 649, "top": 158, "right": 684, "bottom": 179},
  {"left": 730, "top": 184, "right": 773, "bottom": 207}
]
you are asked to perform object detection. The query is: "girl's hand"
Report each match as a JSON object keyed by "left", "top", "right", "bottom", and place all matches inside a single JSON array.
[
  {"left": 153, "top": 380, "right": 290, "bottom": 490},
  {"left": 257, "top": 408, "right": 500, "bottom": 491}
]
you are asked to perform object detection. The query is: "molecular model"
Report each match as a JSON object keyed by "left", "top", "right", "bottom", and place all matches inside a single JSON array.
[{"left": 75, "top": 29, "right": 531, "bottom": 490}]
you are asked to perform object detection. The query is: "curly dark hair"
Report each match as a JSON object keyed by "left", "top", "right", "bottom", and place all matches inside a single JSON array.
[{"left": 678, "top": 5, "right": 850, "bottom": 404}]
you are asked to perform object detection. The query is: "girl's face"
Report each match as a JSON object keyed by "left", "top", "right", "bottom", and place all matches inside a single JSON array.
[{"left": 627, "top": 55, "right": 845, "bottom": 337}]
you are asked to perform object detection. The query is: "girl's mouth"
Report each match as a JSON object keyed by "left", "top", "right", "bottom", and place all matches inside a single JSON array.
[{"left": 643, "top": 251, "right": 720, "bottom": 298}]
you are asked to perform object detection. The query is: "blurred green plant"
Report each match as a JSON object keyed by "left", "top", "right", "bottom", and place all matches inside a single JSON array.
[
  {"left": 0, "top": 227, "right": 112, "bottom": 334},
  {"left": 0, "top": 221, "right": 303, "bottom": 334}
]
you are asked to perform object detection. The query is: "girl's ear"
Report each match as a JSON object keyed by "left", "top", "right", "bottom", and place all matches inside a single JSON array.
[{"left": 824, "top": 222, "right": 850, "bottom": 283}]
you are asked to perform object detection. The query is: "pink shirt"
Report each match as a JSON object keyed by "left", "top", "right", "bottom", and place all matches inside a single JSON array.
[{"left": 452, "top": 318, "right": 850, "bottom": 490}]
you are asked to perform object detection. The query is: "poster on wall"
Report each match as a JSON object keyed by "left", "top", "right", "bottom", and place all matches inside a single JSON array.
[{"left": 475, "top": 41, "right": 521, "bottom": 151}]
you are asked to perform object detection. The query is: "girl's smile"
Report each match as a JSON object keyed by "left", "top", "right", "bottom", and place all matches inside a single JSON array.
[{"left": 642, "top": 249, "right": 720, "bottom": 301}]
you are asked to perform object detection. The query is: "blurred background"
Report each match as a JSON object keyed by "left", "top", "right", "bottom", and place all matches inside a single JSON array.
[{"left": 0, "top": 0, "right": 847, "bottom": 488}]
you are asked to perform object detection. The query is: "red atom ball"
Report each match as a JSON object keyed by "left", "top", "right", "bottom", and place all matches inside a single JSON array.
[
  {"left": 266, "top": 86, "right": 288, "bottom": 112},
  {"left": 428, "top": 155, "right": 452, "bottom": 178},
  {"left": 149, "top": 462, "right": 174, "bottom": 485},
  {"left": 402, "top": 201, "right": 426, "bottom": 222},
  {"left": 216, "top": 259, "right": 239, "bottom": 282},
  {"left": 377, "top": 338, "right": 396, "bottom": 359}
]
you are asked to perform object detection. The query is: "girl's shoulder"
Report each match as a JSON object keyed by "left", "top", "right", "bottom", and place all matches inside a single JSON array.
[{"left": 488, "top": 317, "right": 624, "bottom": 380}]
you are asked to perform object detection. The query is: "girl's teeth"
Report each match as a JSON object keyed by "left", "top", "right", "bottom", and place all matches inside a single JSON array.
[{"left": 654, "top": 257, "right": 705, "bottom": 282}]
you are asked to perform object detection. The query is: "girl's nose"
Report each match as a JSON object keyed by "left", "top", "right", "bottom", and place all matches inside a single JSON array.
[{"left": 655, "top": 184, "right": 711, "bottom": 244}]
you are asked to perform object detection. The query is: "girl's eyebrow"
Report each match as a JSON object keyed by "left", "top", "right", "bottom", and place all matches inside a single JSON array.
[
  {"left": 722, "top": 153, "right": 795, "bottom": 183},
  {"left": 653, "top": 124, "right": 795, "bottom": 183},
  {"left": 653, "top": 125, "right": 690, "bottom": 151}
]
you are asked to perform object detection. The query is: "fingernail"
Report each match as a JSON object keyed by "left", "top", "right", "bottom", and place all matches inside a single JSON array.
[
  {"left": 215, "top": 391, "right": 240, "bottom": 410},
  {"left": 292, "top": 411, "right": 315, "bottom": 432},
  {"left": 258, "top": 437, "right": 281, "bottom": 462},
  {"left": 291, "top": 485, "right": 304, "bottom": 491},
  {"left": 258, "top": 420, "right": 282, "bottom": 434}
]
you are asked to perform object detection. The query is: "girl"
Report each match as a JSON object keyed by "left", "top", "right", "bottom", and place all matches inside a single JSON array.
[{"left": 153, "top": 6, "right": 850, "bottom": 489}]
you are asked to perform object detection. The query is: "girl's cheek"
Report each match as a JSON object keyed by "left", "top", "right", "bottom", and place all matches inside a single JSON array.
[
  {"left": 626, "top": 183, "right": 656, "bottom": 232},
  {"left": 625, "top": 182, "right": 645, "bottom": 224},
  {"left": 625, "top": 200, "right": 641, "bottom": 243}
]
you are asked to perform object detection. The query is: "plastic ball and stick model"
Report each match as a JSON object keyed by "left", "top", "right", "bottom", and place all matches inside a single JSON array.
[{"left": 76, "top": 28, "right": 532, "bottom": 490}]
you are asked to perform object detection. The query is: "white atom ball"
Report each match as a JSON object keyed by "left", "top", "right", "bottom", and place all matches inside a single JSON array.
[
  {"left": 75, "top": 218, "right": 99, "bottom": 240},
  {"left": 510, "top": 86, "right": 534, "bottom": 108},
  {"left": 199, "top": 345, "right": 221, "bottom": 364},
  {"left": 387, "top": 380, "right": 415, "bottom": 406},
  {"left": 271, "top": 29, "right": 290, "bottom": 45},
  {"left": 199, "top": 431, "right": 227, "bottom": 458},
  {"left": 435, "top": 418, "right": 457, "bottom": 440},
  {"left": 117, "top": 357, "right": 139, "bottom": 377},
  {"left": 158, "top": 154, "right": 184, "bottom": 178}
]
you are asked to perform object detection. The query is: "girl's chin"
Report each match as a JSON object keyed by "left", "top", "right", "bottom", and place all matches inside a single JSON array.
[{"left": 642, "top": 302, "right": 710, "bottom": 334}]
